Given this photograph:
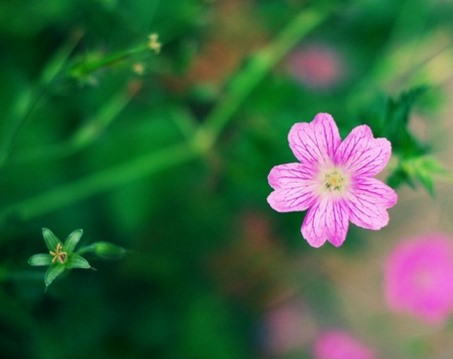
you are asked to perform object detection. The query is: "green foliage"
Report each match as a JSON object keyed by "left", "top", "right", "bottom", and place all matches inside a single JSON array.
[
  {"left": 360, "top": 86, "right": 428, "bottom": 156},
  {"left": 388, "top": 156, "right": 449, "bottom": 195},
  {"left": 360, "top": 86, "right": 450, "bottom": 194}
]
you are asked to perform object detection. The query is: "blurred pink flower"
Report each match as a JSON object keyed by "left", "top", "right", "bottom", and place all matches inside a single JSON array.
[
  {"left": 286, "top": 44, "right": 345, "bottom": 90},
  {"left": 267, "top": 113, "right": 397, "bottom": 247},
  {"left": 384, "top": 233, "right": 453, "bottom": 323},
  {"left": 314, "top": 330, "right": 376, "bottom": 359}
]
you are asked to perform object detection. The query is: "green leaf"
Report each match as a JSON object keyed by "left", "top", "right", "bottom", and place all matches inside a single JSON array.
[
  {"left": 91, "top": 242, "right": 127, "bottom": 259},
  {"left": 44, "top": 264, "right": 65, "bottom": 288},
  {"left": 28, "top": 253, "right": 53, "bottom": 266},
  {"left": 360, "top": 86, "right": 428, "bottom": 157},
  {"left": 42, "top": 228, "right": 61, "bottom": 251},
  {"left": 414, "top": 171, "right": 434, "bottom": 195},
  {"left": 40, "top": 30, "right": 82, "bottom": 85},
  {"left": 66, "top": 253, "right": 91, "bottom": 269},
  {"left": 64, "top": 228, "right": 83, "bottom": 253},
  {"left": 387, "top": 167, "right": 409, "bottom": 189},
  {"left": 400, "top": 156, "right": 448, "bottom": 196}
]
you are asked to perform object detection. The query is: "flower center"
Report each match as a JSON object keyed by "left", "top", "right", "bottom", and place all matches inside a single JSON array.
[
  {"left": 50, "top": 243, "right": 68, "bottom": 264},
  {"left": 319, "top": 167, "right": 349, "bottom": 195},
  {"left": 413, "top": 269, "right": 434, "bottom": 290}
]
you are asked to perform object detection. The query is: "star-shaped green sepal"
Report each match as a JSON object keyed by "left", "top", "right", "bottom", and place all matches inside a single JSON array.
[{"left": 28, "top": 228, "right": 91, "bottom": 288}]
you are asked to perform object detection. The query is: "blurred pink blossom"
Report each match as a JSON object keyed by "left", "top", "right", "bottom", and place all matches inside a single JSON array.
[
  {"left": 313, "top": 330, "right": 376, "bottom": 359},
  {"left": 286, "top": 44, "right": 345, "bottom": 90},
  {"left": 384, "top": 233, "right": 453, "bottom": 323},
  {"left": 267, "top": 113, "right": 397, "bottom": 247}
]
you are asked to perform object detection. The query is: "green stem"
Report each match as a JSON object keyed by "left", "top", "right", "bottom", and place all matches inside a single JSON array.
[
  {"left": 67, "top": 44, "right": 148, "bottom": 78},
  {"left": 201, "top": 7, "right": 330, "bottom": 144},
  {"left": 0, "top": 143, "right": 197, "bottom": 223},
  {"left": 0, "top": 89, "right": 34, "bottom": 167},
  {"left": 10, "top": 87, "right": 136, "bottom": 165},
  {"left": 0, "top": 32, "right": 82, "bottom": 168},
  {"left": 346, "top": 0, "right": 432, "bottom": 110},
  {"left": 0, "top": 6, "right": 330, "bottom": 222},
  {"left": 77, "top": 244, "right": 97, "bottom": 255}
]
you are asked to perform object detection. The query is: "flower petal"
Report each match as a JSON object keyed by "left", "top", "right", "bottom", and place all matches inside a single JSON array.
[
  {"left": 347, "top": 178, "right": 397, "bottom": 230},
  {"left": 64, "top": 229, "right": 83, "bottom": 253},
  {"left": 268, "top": 163, "right": 316, "bottom": 189},
  {"left": 267, "top": 163, "right": 317, "bottom": 212},
  {"left": 301, "top": 198, "right": 349, "bottom": 247},
  {"left": 335, "top": 125, "right": 391, "bottom": 177},
  {"left": 288, "top": 113, "right": 341, "bottom": 166},
  {"left": 28, "top": 254, "right": 53, "bottom": 266},
  {"left": 42, "top": 228, "right": 62, "bottom": 252},
  {"left": 44, "top": 264, "right": 65, "bottom": 288},
  {"left": 66, "top": 253, "right": 91, "bottom": 269}
]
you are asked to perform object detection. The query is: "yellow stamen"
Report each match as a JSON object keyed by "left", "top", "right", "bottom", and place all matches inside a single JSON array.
[
  {"left": 50, "top": 243, "right": 68, "bottom": 264},
  {"left": 324, "top": 170, "right": 345, "bottom": 191},
  {"left": 148, "top": 33, "right": 161, "bottom": 54},
  {"left": 318, "top": 167, "right": 349, "bottom": 196},
  {"left": 132, "top": 63, "right": 145, "bottom": 75}
]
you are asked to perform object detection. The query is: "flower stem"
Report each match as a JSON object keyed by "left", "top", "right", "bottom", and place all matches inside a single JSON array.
[
  {"left": 67, "top": 44, "right": 148, "bottom": 79},
  {"left": 0, "top": 143, "right": 198, "bottom": 223},
  {"left": 0, "top": 6, "right": 331, "bottom": 222},
  {"left": 201, "top": 7, "right": 330, "bottom": 145},
  {"left": 0, "top": 32, "right": 82, "bottom": 168},
  {"left": 76, "top": 244, "right": 97, "bottom": 255},
  {"left": 10, "top": 87, "right": 136, "bottom": 165}
]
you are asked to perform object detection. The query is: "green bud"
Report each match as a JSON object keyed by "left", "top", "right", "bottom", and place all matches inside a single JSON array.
[{"left": 90, "top": 242, "right": 127, "bottom": 259}]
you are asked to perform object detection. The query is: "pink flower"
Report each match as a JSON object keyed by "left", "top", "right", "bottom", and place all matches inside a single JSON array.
[
  {"left": 267, "top": 113, "right": 397, "bottom": 247},
  {"left": 314, "top": 330, "right": 376, "bottom": 359},
  {"left": 384, "top": 233, "right": 453, "bottom": 323},
  {"left": 286, "top": 44, "right": 345, "bottom": 90}
]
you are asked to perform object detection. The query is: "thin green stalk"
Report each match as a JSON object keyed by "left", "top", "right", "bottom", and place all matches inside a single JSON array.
[
  {"left": 0, "top": 32, "right": 82, "bottom": 168},
  {"left": 201, "top": 7, "right": 330, "bottom": 145},
  {"left": 0, "top": 143, "right": 197, "bottom": 223},
  {"left": 0, "top": 6, "right": 330, "bottom": 222},
  {"left": 0, "top": 37, "right": 154, "bottom": 167},
  {"left": 67, "top": 44, "right": 148, "bottom": 79},
  {"left": 76, "top": 244, "right": 97, "bottom": 255},
  {"left": 0, "top": 89, "right": 33, "bottom": 167},
  {"left": 346, "top": 0, "right": 432, "bottom": 110},
  {"left": 10, "top": 87, "right": 136, "bottom": 165}
]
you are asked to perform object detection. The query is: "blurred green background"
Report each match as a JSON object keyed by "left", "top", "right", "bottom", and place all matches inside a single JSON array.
[{"left": 1, "top": 0, "right": 453, "bottom": 358}]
